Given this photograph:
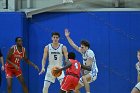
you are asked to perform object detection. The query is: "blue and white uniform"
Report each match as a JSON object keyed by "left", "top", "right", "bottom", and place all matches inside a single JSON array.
[
  {"left": 44, "top": 43, "right": 65, "bottom": 83},
  {"left": 80, "top": 49, "right": 98, "bottom": 86}
]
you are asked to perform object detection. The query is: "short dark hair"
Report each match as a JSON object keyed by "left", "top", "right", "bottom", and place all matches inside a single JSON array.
[
  {"left": 51, "top": 32, "right": 60, "bottom": 37},
  {"left": 15, "top": 37, "right": 22, "bottom": 42},
  {"left": 80, "top": 40, "right": 90, "bottom": 48},
  {"left": 68, "top": 52, "right": 76, "bottom": 59}
]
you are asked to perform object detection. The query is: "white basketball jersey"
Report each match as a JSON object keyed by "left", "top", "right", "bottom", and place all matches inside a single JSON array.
[
  {"left": 46, "top": 43, "right": 63, "bottom": 68},
  {"left": 82, "top": 49, "right": 98, "bottom": 76}
]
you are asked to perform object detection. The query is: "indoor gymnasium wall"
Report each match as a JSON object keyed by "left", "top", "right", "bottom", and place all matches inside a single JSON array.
[
  {"left": 0, "top": 11, "right": 140, "bottom": 93},
  {"left": 28, "top": 12, "right": 140, "bottom": 93},
  {"left": 0, "top": 12, "right": 29, "bottom": 93}
]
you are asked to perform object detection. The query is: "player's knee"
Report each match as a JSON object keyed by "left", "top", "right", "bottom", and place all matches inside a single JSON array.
[
  {"left": 7, "top": 85, "right": 11, "bottom": 88},
  {"left": 74, "top": 89, "right": 80, "bottom": 93},
  {"left": 82, "top": 76, "right": 88, "bottom": 82},
  {"left": 75, "top": 88, "right": 79, "bottom": 92},
  {"left": 82, "top": 75, "right": 86, "bottom": 79},
  {"left": 7, "top": 84, "right": 12, "bottom": 90},
  {"left": 75, "top": 85, "right": 80, "bottom": 91}
]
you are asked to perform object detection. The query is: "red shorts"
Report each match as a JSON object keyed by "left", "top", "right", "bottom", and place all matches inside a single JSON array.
[
  {"left": 61, "top": 75, "right": 79, "bottom": 92},
  {"left": 5, "top": 66, "right": 22, "bottom": 78}
]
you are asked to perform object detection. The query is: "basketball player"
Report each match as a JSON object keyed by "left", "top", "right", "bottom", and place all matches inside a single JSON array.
[
  {"left": 136, "top": 50, "right": 140, "bottom": 82},
  {"left": 65, "top": 29, "right": 98, "bottom": 93},
  {"left": 54, "top": 52, "right": 91, "bottom": 93},
  {"left": 39, "top": 32, "right": 68, "bottom": 93},
  {"left": 5, "top": 37, "right": 39, "bottom": 93},
  {"left": 0, "top": 49, "right": 4, "bottom": 87},
  {"left": 131, "top": 82, "right": 140, "bottom": 93}
]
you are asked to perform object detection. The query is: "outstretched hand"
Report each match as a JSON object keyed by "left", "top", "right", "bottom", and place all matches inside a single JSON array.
[
  {"left": 39, "top": 67, "right": 45, "bottom": 75},
  {"left": 65, "top": 28, "right": 70, "bottom": 37}
]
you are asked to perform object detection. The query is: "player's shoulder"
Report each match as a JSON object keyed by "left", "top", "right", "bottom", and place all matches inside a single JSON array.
[
  {"left": 22, "top": 46, "right": 26, "bottom": 51},
  {"left": 86, "top": 49, "right": 94, "bottom": 54},
  {"left": 45, "top": 43, "right": 51, "bottom": 48},
  {"left": 62, "top": 45, "right": 66, "bottom": 48},
  {"left": 10, "top": 45, "right": 16, "bottom": 51},
  {"left": 44, "top": 44, "right": 51, "bottom": 52},
  {"left": 59, "top": 43, "right": 64, "bottom": 47},
  {"left": 11, "top": 45, "right": 16, "bottom": 49},
  {"left": 85, "top": 49, "right": 95, "bottom": 58},
  {"left": 61, "top": 44, "right": 67, "bottom": 49},
  {"left": 9, "top": 45, "right": 15, "bottom": 53},
  {"left": 22, "top": 46, "right": 25, "bottom": 49}
]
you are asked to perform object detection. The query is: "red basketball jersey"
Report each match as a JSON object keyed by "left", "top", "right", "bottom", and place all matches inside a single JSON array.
[
  {"left": 5, "top": 45, "right": 25, "bottom": 68},
  {"left": 66, "top": 59, "right": 81, "bottom": 78}
]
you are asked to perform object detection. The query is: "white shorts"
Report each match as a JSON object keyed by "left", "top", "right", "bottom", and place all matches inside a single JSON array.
[
  {"left": 44, "top": 67, "right": 65, "bottom": 83},
  {"left": 135, "top": 82, "right": 140, "bottom": 91},
  {"left": 79, "top": 73, "right": 97, "bottom": 86}
]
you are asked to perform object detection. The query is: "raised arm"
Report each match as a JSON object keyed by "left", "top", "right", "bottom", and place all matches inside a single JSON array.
[
  {"left": 39, "top": 46, "right": 48, "bottom": 75},
  {"left": 65, "top": 29, "right": 81, "bottom": 53}
]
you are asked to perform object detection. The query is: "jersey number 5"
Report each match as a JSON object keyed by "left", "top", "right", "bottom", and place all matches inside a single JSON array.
[{"left": 54, "top": 55, "right": 57, "bottom": 60}]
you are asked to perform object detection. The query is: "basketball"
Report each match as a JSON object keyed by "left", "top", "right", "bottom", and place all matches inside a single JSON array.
[{"left": 51, "top": 66, "right": 62, "bottom": 77}]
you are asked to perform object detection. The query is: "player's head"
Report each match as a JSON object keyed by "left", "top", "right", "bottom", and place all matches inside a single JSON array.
[
  {"left": 15, "top": 37, "right": 22, "bottom": 47},
  {"left": 51, "top": 32, "right": 60, "bottom": 44},
  {"left": 80, "top": 40, "right": 90, "bottom": 53},
  {"left": 137, "top": 50, "right": 140, "bottom": 61},
  {"left": 68, "top": 52, "right": 76, "bottom": 59}
]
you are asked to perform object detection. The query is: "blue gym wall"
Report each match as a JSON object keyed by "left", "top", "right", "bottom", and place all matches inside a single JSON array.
[
  {"left": 0, "top": 12, "right": 29, "bottom": 93},
  {"left": 0, "top": 11, "right": 140, "bottom": 93}
]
